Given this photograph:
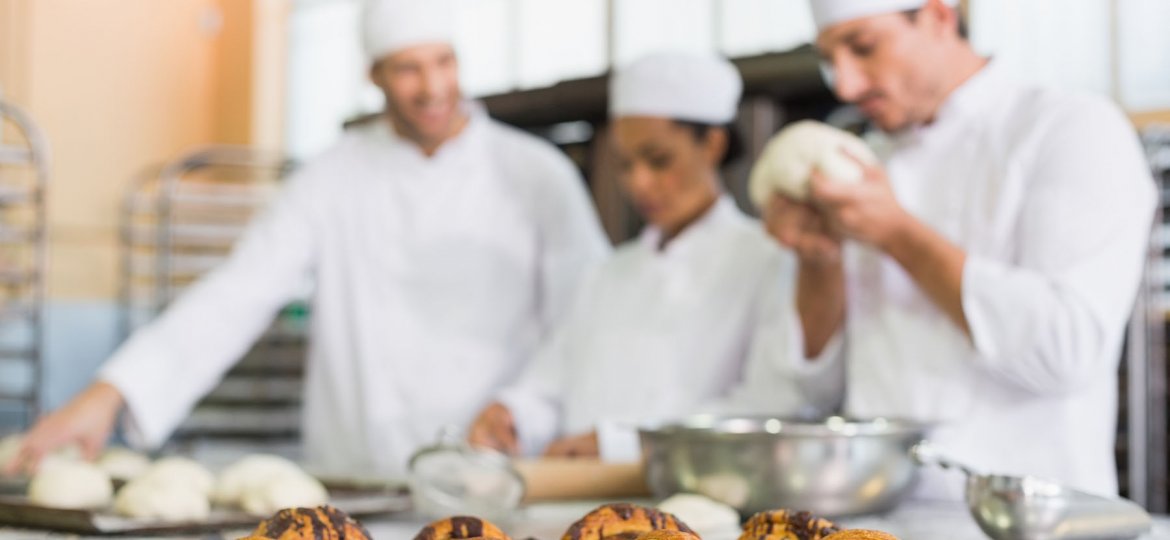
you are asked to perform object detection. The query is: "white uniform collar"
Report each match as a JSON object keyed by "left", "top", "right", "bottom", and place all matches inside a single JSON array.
[
  {"left": 932, "top": 59, "right": 1009, "bottom": 125},
  {"left": 893, "top": 59, "right": 1006, "bottom": 143},
  {"left": 639, "top": 194, "right": 740, "bottom": 256},
  {"left": 376, "top": 100, "right": 489, "bottom": 159}
]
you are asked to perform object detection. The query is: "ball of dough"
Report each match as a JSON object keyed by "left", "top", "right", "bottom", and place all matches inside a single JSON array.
[
  {"left": 27, "top": 460, "right": 113, "bottom": 509},
  {"left": 140, "top": 457, "right": 215, "bottom": 497},
  {"left": 114, "top": 476, "right": 211, "bottom": 522},
  {"left": 98, "top": 447, "right": 152, "bottom": 481},
  {"left": 748, "top": 120, "right": 880, "bottom": 207},
  {"left": 239, "top": 471, "right": 328, "bottom": 517},
  {"left": 213, "top": 454, "right": 305, "bottom": 506},
  {"left": 695, "top": 473, "right": 751, "bottom": 509},
  {"left": 657, "top": 493, "right": 740, "bottom": 538}
]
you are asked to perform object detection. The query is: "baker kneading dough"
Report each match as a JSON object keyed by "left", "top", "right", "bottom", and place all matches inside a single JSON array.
[
  {"left": 748, "top": 120, "right": 880, "bottom": 207},
  {"left": 213, "top": 454, "right": 305, "bottom": 506},
  {"left": 140, "top": 457, "right": 216, "bottom": 497},
  {"left": 98, "top": 447, "right": 152, "bottom": 481},
  {"left": 114, "top": 476, "right": 211, "bottom": 522},
  {"left": 27, "top": 460, "right": 113, "bottom": 509},
  {"left": 657, "top": 493, "right": 741, "bottom": 539},
  {"left": 239, "top": 471, "right": 329, "bottom": 517}
]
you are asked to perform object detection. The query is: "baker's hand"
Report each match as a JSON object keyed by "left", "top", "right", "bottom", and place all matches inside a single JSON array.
[
  {"left": 762, "top": 193, "right": 842, "bottom": 266},
  {"left": 4, "top": 382, "right": 123, "bottom": 476},
  {"left": 542, "top": 431, "right": 599, "bottom": 459},
  {"left": 467, "top": 402, "right": 519, "bottom": 456},
  {"left": 809, "top": 153, "right": 912, "bottom": 251}
]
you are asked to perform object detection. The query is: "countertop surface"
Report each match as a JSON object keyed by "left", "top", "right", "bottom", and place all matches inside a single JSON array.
[{"left": 1, "top": 500, "right": 1168, "bottom": 540}]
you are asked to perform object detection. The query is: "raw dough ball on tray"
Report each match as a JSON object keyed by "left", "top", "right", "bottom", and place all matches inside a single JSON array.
[{"left": 27, "top": 460, "right": 113, "bottom": 510}]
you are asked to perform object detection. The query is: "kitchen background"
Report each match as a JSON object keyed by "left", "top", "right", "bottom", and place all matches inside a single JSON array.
[{"left": 1, "top": 0, "right": 1168, "bottom": 511}]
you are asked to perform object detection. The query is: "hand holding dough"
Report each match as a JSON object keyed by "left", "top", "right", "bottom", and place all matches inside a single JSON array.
[{"left": 748, "top": 120, "right": 879, "bottom": 207}]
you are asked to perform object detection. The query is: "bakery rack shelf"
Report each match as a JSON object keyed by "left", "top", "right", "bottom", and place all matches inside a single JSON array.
[
  {"left": 0, "top": 100, "right": 47, "bottom": 430},
  {"left": 118, "top": 146, "right": 308, "bottom": 451}
]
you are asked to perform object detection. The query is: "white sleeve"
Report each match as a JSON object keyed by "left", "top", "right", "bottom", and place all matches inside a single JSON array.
[
  {"left": 495, "top": 264, "right": 604, "bottom": 457},
  {"left": 961, "top": 99, "right": 1156, "bottom": 396},
  {"left": 99, "top": 172, "right": 321, "bottom": 449},
  {"left": 496, "top": 329, "right": 567, "bottom": 458},
  {"left": 530, "top": 147, "right": 611, "bottom": 330}
]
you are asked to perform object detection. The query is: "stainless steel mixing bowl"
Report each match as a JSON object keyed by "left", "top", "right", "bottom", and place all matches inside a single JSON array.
[{"left": 639, "top": 416, "right": 928, "bottom": 517}]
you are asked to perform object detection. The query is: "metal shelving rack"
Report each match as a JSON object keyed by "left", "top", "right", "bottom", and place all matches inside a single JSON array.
[
  {"left": 0, "top": 101, "right": 48, "bottom": 430},
  {"left": 119, "top": 146, "right": 307, "bottom": 453},
  {"left": 1134, "top": 125, "right": 1170, "bottom": 512}
]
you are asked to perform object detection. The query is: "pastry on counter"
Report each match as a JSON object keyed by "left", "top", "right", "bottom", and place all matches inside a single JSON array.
[
  {"left": 27, "top": 460, "right": 113, "bottom": 510},
  {"left": 562, "top": 503, "right": 695, "bottom": 540},
  {"left": 823, "top": 531, "right": 899, "bottom": 540},
  {"left": 634, "top": 531, "right": 701, "bottom": 540},
  {"left": 239, "top": 505, "right": 371, "bottom": 540},
  {"left": 413, "top": 515, "right": 512, "bottom": 540},
  {"left": 738, "top": 509, "right": 840, "bottom": 540}
]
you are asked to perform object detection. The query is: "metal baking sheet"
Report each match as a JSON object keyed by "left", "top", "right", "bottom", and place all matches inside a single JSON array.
[{"left": 0, "top": 488, "right": 411, "bottom": 535}]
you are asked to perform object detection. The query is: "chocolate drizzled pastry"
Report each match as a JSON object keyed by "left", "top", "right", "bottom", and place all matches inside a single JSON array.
[
  {"left": 738, "top": 509, "right": 841, "bottom": 540},
  {"left": 823, "top": 530, "right": 899, "bottom": 540},
  {"left": 413, "top": 515, "right": 512, "bottom": 540},
  {"left": 238, "top": 506, "right": 372, "bottom": 540},
  {"left": 562, "top": 503, "right": 696, "bottom": 540}
]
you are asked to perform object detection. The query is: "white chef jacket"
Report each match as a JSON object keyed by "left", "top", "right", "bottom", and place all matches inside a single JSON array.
[
  {"left": 99, "top": 104, "right": 610, "bottom": 478},
  {"left": 499, "top": 197, "right": 840, "bottom": 459},
  {"left": 796, "top": 62, "right": 1156, "bottom": 500}
]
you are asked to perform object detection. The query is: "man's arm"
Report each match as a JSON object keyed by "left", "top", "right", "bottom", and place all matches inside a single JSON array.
[
  {"left": 762, "top": 194, "right": 847, "bottom": 358},
  {"left": 811, "top": 99, "right": 1155, "bottom": 394},
  {"left": 14, "top": 169, "right": 324, "bottom": 468}
]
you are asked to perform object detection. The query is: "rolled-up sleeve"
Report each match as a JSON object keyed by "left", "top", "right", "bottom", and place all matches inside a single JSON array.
[
  {"left": 99, "top": 171, "right": 321, "bottom": 449},
  {"left": 961, "top": 98, "right": 1156, "bottom": 396}
]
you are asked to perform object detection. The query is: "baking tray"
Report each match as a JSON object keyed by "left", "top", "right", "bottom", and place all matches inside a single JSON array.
[{"left": 0, "top": 483, "right": 410, "bottom": 535}]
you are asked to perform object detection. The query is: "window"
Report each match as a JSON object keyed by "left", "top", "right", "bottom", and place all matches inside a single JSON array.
[
  {"left": 719, "top": 0, "right": 815, "bottom": 57},
  {"left": 612, "top": 0, "right": 716, "bottom": 67}
]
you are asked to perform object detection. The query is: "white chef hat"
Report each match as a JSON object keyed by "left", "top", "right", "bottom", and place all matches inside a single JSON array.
[
  {"left": 809, "top": 0, "right": 959, "bottom": 32},
  {"left": 362, "top": 0, "right": 456, "bottom": 64},
  {"left": 610, "top": 52, "right": 743, "bottom": 125}
]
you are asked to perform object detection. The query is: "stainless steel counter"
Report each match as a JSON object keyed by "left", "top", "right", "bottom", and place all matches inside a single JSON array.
[{"left": 1, "top": 500, "right": 1167, "bottom": 539}]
